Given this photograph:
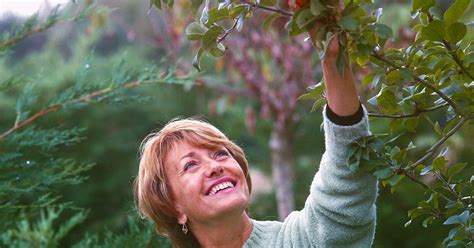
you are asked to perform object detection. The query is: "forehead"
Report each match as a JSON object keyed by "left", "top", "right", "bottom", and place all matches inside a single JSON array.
[{"left": 164, "top": 140, "right": 225, "bottom": 170}]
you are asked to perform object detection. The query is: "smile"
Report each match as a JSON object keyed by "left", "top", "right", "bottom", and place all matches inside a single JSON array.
[{"left": 206, "top": 180, "right": 236, "bottom": 196}]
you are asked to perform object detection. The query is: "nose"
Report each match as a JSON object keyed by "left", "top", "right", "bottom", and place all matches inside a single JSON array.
[{"left": 204, "top": 160, "right": 224, "bottom": 178}]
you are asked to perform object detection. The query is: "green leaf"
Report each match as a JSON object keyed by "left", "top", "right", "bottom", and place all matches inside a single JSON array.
[
  {"left": 446, "top": 22, "right": 467, "bottom": 44},
  {"left": 209, "top": 43, "right": 226, "bottom": 57},
  {"left": 447, "top": 240, "right": 467, "bottom": 248},
  {"left": 408, "top": 207, "right": 430, "bottom": 219},
  {"left": 287, "top": 9, "right": 311, "bottom": 36},
  {"left": 404, "top": 117, "right": 418, "bottom": 132},
  {"left": 298, "top": 92, "right": 319, "bottom": 100},
  {"left": 230, "top": 5, "right": 247, "bottom": 18},
  {"left": 206, "top": 7, "right": 230, "bottom": 26},
  {"left": 338, "top": 15, "right": 359, "bottom": 32},
  {"left": 412, "top": 0, "right": 435, "bottom": 12},
  {"left": 386, "top": 70, "right": 403, "bottom": 84},
  {"left": 446, "top": 201, "right": 464, "bottom": 217},
  {"left": 260, "top": 0, "right": 276, "bottom": 7},
  {"left": 310, "top": 0, "right": 326, "bottom": 17},
  {"left": 185, "top": 22, "right": 208, "bottom": 41},
  {"left": 202, "top": 26, "right": 225, "bottom": 51},
  {"left": 434, "top": 121, "right": 442, "bottom": 135},
  {"left": 192, "top": 48, "right": 205, "bottom": 71},
  {"left": 191, "top": 0, "right": 204, "bottom": 16},
  {"left": 370, "top": 23, "right": 393, "bottom": 39},
  {"left": 421, "top": 20, "right": 446, "bottom": 42},
  {"left": 263, "top": 13, "right": 280, "bottom": 32},
  {"left": 151, "top": 0, "right": 162, "bottom": 9},
  {"left": 307, "top": 81, "right": 325, "bottom": 94},
  {"left": 443, "top": 211, "right": 470, "bottom": 225},
  {"left": 447, "top": 163, "right": 467, "bottom": 178},
  {"left": 373, "top": 167, "right": 392, "bottom": 179},
  {"left": 376, "top": 87, "right": 401, "bottom": 114},
  {"left": 399, "top": 68, "right": 414, "bottom": 82},
  {"left": 162, "top": 0, "right": 174, "bottom": 8},
  {"left": 336, "top": 49, "right": 347, "bottom": 76},
  {"left": 432, "top": 156, "right": 447, "bottom": 175},
  {"left": 310, "top": 98, "right": 326, "bottom": 113},
  {"left": 422, "top": 216, "right": 435, "bottom": 228},
  {"left": 296, "top": 8, "right": 319, "bottom": 29},
  {"left": 444, "top": 0, "right": 471, "bottom": 26}
]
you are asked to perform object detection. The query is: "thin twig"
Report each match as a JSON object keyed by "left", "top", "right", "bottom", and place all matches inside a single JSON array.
[
  {"left": 434, "top": 171, "right": 462, "bottom": 203},
  {"left": 400, "top": 169, "right": 454, "bottom": 202},
  {"left": 442, "top": 40, "right": 474, "bottom": 81},
  {"left": 407, "top": 116, "right": 470, "bottom": 171},
  {"left": 240, "top": 0, "right": 293, "bottom": 17},
  {"left": 402, "top": 170, "right": 430, "bottom": 191},
  {"left": 217, "top": 18, "right": 239, "bottom": 43},
  {"left": 369, "top": 103, "right": 449, "bottom": 118}
]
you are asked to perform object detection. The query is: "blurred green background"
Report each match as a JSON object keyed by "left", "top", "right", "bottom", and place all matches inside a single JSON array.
[{"left": 1, "top": 0, "right": 473, "bottom": 247}]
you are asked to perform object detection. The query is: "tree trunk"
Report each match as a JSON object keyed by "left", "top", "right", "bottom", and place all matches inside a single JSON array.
[{"left": 269, "top": 123, "right": 295, "bottom": 220}]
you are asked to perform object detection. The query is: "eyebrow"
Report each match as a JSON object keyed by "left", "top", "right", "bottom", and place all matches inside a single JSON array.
[{"left": 179, "top": 151, "right": 196, "bottom": 162}]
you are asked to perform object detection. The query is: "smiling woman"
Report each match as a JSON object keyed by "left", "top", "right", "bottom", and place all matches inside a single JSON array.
[
  {"left": 134, "top": 119, "right": 253, "bottom": 247},
  {"left": 134, "top": 15, "right": 378, "bottom": 248}
]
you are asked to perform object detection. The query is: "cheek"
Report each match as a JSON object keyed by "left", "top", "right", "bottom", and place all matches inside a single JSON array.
[{"left": 175, "top": 176, "right": 202, "bottom": 202}]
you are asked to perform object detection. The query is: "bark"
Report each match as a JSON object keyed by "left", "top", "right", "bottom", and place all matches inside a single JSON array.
[{"left": 269, "top": 122, "right": 295, "bottom": 220}]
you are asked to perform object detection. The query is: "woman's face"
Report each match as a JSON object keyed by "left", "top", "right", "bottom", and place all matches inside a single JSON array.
[{"left": 165, "top": 141, "right": 250, "bottom": 225}]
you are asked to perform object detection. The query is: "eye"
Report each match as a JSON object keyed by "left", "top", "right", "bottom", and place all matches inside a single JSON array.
[
  {"left": 215, "top": 150, "right": 229, "bottom": 159},
  {"left": 183, "top": 161, "right": 197, "bottom": 171}
]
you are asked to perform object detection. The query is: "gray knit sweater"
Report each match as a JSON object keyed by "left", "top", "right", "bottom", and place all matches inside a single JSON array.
[{"left": 243, "top": 106, "right": 377, "bottom": 247}]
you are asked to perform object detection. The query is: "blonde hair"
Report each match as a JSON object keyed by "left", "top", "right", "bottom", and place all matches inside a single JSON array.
[{"left": 133, "top": 118, "right": 252, "bottom": 247}]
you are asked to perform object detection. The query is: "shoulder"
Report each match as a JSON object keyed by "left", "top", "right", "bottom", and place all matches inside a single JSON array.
[{"left": 244, "top": 219, "right": 282, "bottom": 247}]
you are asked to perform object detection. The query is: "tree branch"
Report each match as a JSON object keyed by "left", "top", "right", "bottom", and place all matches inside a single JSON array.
[
  {"left": 218, "top": 18, "right": 239, "bottom": 43},
  {"left": 407, "top": 116, "right": 470, "bottom": 171},
  {"left": 0, "top": 78, "right": 183, "bottom": 141},
  {"left": 368, "top": 103, "right": 449, "bottom": 118},
  {"left": 370, "top": 50, "right": 466, "bottom": 116},
  {"left": 240, "top": 0, "right": 293, "bottom": 17}
]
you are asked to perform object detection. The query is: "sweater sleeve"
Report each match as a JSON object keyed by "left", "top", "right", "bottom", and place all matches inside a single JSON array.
[{"left": 275, "top": 104, "right": 378, "bottom": 247}]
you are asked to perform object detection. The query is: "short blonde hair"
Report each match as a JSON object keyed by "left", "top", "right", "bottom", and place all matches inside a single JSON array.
[{"left": 134, "top": 118, "right": 252, "bottom": 247}]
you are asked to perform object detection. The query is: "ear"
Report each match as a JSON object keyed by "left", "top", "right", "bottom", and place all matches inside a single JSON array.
[{"left": 177, "top": 213, "right": 187, "bottom": 225}]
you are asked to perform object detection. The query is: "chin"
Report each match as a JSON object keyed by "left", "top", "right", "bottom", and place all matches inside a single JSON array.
[{"left": 206, "top": 193, "right": 249, "bottom": 217}]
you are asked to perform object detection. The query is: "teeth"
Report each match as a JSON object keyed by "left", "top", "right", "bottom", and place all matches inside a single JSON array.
[{"left": 209, "top": 181, "right": 234, "bottom": 196}]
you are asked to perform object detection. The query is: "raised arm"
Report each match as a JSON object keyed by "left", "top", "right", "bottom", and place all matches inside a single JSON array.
[{"left": 320, "top": 34, "right": 360, "bottom": 116}]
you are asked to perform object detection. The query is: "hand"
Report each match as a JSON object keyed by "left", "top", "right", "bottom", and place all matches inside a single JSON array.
[{"left": 307, "top": 0, "right": 344, "bottom": 60}]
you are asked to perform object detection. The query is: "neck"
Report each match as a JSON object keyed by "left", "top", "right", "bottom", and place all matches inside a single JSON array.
[{"left": 189, "top": 211, "right": 253, "bottom": 248}]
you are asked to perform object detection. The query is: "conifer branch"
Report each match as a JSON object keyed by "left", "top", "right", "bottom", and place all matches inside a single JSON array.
[
  {"left": 0, "top": 4, "right": 105, "bottom": 51},
  {"left": 0, "top": 23, "right": 55, "bottom": 50},
  {"left": 0, "top": 78, "right": 188, "bottom": 141}
]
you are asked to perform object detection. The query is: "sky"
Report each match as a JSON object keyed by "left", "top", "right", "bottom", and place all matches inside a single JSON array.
[{"left": 0, "top": 0, "right": 69, "bottom": 18}]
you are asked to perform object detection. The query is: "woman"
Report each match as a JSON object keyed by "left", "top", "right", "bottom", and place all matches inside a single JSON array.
[{"left": 134, "top": 22, "right": 377, "bottom": 248}]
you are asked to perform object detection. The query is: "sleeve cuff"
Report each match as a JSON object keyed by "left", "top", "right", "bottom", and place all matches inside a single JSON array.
[{"left": 325, "top": 103, "right": 364, "bottom": 126}]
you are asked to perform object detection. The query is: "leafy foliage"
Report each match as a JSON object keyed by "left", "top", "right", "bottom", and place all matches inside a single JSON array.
[{"left": 151, "top": 0, "right": 474, "bottom": 245}]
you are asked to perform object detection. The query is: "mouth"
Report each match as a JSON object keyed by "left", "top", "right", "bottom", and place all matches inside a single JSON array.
[{"left": 205, "top": 178, "right": 237, "bottom": 196}]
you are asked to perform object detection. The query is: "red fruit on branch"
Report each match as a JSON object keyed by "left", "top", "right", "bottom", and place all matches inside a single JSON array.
[{"left": 289, "top": 0, "right": 308, "bottom": 11}]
